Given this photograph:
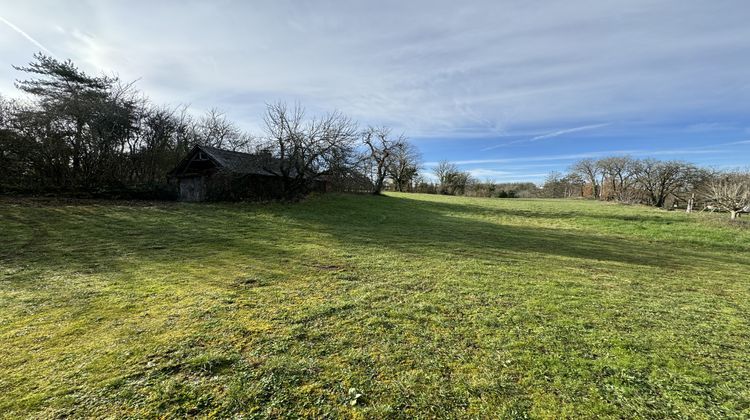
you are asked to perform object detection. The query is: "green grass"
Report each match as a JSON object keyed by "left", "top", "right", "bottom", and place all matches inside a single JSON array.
[{"left": 1, "top": 193, "right": 749, "bottom": 418}]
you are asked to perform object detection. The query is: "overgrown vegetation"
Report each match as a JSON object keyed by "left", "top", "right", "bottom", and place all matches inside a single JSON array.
[
  {"left": 0, "top": 54, "right": 421, "bottom": 199},
  {"left": 0, "top": 55, "right": 255, "bottom": 196},
  {"left": 1, "top": 193, "right": 749, "bottom": 417}
]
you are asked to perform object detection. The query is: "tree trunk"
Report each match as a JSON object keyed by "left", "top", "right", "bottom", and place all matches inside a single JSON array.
[
  {"left": 730, "top": 210, "right": 739, "bottom": 220},
  {"left": 372, "top": 173, "right": 385, "bottom": 195}
]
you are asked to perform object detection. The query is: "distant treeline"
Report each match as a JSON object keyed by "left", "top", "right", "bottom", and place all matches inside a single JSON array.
[
  {"left": 540, "top": 156, "right": 749, "bottom": 219},
  {"left": 400, "top": 161, "right": 538, "bottom": 198},
  {"left": 391, "top": 156, "right": 749, "bottom": 219}
]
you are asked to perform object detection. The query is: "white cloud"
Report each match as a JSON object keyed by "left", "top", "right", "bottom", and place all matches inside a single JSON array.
[
  {"left": 0, "top": 1, "right": 747, "bottom": 183},
  {"left": 0, "top": 1, "right": 748, "bottom": 137}
]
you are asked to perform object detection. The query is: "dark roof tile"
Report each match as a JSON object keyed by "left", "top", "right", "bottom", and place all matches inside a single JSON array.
[{"left": 199, "top": 145, "right": 281, "bottom": 176}]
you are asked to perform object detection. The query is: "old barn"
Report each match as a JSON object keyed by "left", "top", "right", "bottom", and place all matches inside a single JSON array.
[{"left": 168, "top": 145, "right": 324, "bottom": 201}]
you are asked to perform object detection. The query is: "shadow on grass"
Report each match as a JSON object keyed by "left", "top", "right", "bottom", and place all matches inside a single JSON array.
[
  {"left": 1, "top": 194, "right": 749, "bottom": 417},
  {"left": 0, "top": 202, "right": 298, "bottom": 282},
  {"left": 393, "top": 194, "right": 680, "bottom": 224},
  {"left": 1, "top": 194, "right": 747, "bottom": 280},
  {"left": 280, "top": 194, "right": 749, "bottom": 270}
]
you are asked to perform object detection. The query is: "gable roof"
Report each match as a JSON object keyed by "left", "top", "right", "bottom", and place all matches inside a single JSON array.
[
  {"left": 199, "top": 145, "right": 281, "bottom": 176},
  {"left": 169, "top": 144, "right": 283, "bottom": 177}
]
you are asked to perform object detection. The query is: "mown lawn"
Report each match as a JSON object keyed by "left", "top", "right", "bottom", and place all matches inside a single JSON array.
[{"left": 1, "top": 193, "right": 749, "bottom": 418}]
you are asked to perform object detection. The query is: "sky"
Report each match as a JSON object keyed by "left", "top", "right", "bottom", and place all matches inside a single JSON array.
[{"left": 1, "top": 0, "right": 749, "bottom": 183}]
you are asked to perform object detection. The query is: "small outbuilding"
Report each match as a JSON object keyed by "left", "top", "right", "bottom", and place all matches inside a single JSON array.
[{"left": 167, "top": 145, "right": 324, "bottom": 201}]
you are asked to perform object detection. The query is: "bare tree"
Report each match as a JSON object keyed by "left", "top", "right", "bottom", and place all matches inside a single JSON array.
[
  {"left": 633, "top": 159, "right": 695, "bottom": 207},
  {"left": 445, "top": 170, "right": 473, "bottom": 195},
  {"left": 570, "top": 159, "right": 601, "bottom": 199},
  {"left": 563, "top": 173, "right": 586, "bottom": 197},
  {"left": 197, "top": 108, "right": 252, "bottom": 152},
  {"left": 387, "top": 139, "right": 421, "bottom": 192},
  {"left": 543, "top": 171, "right": 585, "bottom": 198},
  {"left": 705, "top": 172, "right": 750, "bottom": 219},
  {"left": 433, "top": 160, "right": 458, "bottom": 194},
  {"left": 541, "top": 171, "right": 566, "bottom": 198},
  {"left": 431, "top": 161, "right": 472, "bottom": 195},
  {"left": 680, "top": 167, "right": 714, "bottom": 213},
  {"left": 362, "top": 126, "right": 405, "bottom": 194},
  {"left": 598, "top": 156, "right": 638, "bottom": 202},
  {"left": 262, "top": 102, "right": 358, "bottom": 198},
  {"left": 321, "top": 140, "right": 371, "bottom": 193}
]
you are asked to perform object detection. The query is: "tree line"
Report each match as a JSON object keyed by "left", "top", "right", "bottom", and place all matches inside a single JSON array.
[
  {"left": 0, "top": 54, "right": 422, "bottom": 199},
  {"left": 541, "top": 156, "right": 750, "bottom": 219},
  {"left": 2, "top": 54, "right": 747, "bottom": 214},
  {"left": 409, "top": 160, "right": 538, "bottom": 198},
  {"left": 392, "top": 154, "right": 748, "bottom": 220}
]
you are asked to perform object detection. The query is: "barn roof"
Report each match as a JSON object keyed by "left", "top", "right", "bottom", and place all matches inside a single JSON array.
[
  {"left": 198, "top": 145, "right": 281, "bottom": 176},
  {"left": 168, "top": 144, "right": 284, "bottom": 177}
]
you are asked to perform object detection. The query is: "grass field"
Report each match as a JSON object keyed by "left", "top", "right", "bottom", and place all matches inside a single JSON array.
[{"left": 1, "top": 193, "right": 749, "bottom": 418}]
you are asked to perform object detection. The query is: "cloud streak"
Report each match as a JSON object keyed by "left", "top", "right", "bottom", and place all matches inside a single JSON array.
[
  {"left": 426, "top": 143, "right": 740, "bottom": 167},
  {"left": 481, "top": 123, "right": 611, "bottom": 150},
  {"left": 425, "top": 140, "right": 750, "bottom": 182},
  {"left": 0, "top": 14, "right": 54, "bottom": 55},
  {"left": 529, "top": 123, "right": 611, "bottom": 142}
]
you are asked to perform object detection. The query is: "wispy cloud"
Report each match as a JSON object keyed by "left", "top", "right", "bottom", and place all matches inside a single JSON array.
[
  {"left": 426, "top": 143, "right": 736, "bottom": 167},
  {"left": 3, "top": 1, "right": 747, "bottom": 138},
  {"left": 482, "top": 123, "right": 610, "bottom": 151},
  {"left": 722, "top": 139, "right": 750, "bottom": 146},
  {"left": 467, "top": 168, "right": 512, "bottom": 178},
  {"left": 0, "top": 1, "right": 748, "bottom": 178},
  {"left": 0, "top": 14, "right": 54, "bottom": 55},
  {"left": 529, "top": 123, "right": 611, "bottom": 141},
  {"left": 430, "top": 143, "right": 744, "bottom": 182},
  {"left": 684, "top": 122, "right": 735, "bottom": 132},
  {"left": 425, "top": 150, "right": 636, "bottom": 166}
]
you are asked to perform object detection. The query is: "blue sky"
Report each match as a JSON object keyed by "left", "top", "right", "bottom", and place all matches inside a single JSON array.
[{"left": 1, "top": 1, "right": 749, "bottom": 183}]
